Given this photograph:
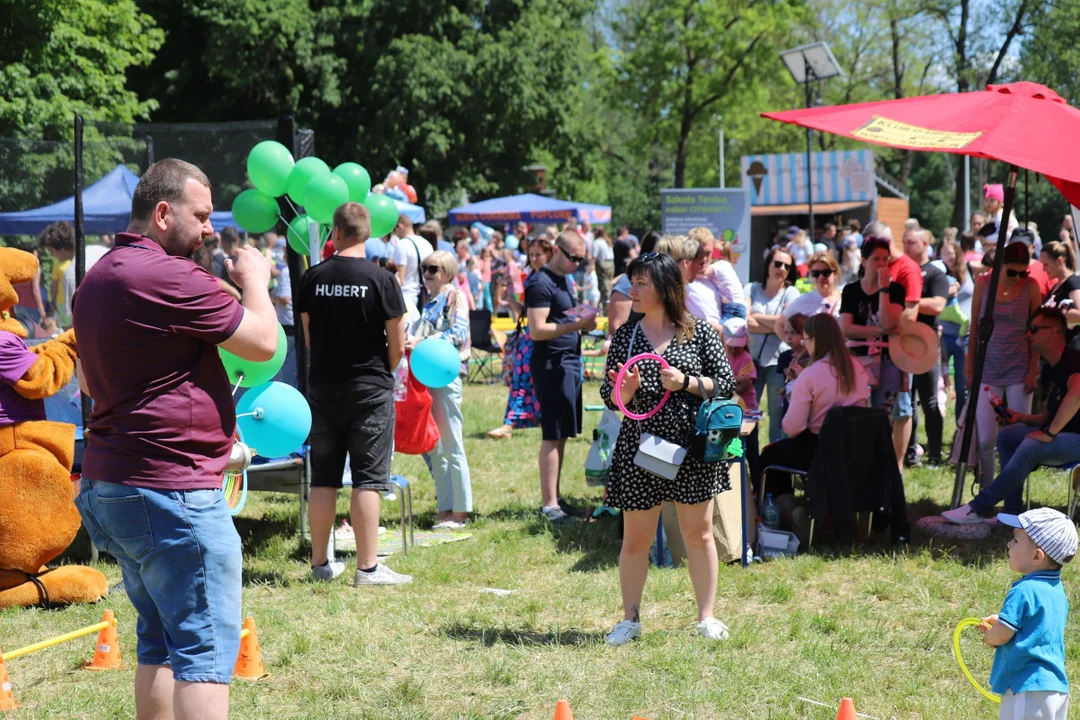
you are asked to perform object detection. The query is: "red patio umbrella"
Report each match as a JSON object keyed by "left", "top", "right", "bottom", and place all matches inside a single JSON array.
[{"left": 763, "top": 82, "right": 1080, "bottom": 508}]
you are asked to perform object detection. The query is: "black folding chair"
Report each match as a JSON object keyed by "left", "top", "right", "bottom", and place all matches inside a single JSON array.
[{"left": 467, "top": 309, "right": 502, "bottom": 383}]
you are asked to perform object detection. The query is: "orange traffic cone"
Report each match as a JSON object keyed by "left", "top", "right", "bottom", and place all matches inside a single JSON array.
[
  {"left": 233, "top": 617, "right": 267, "bottom": 680},
  {"left": 0, "top": 651, "right": 16, "bottom": 711},
  {"left": 83, "top": 610, "right": 121, "bottom": 671},
  {"left": 553, "top": 698, "right": 573, "bottom": 720},
  {"left": 836, "top": 697, "right": 858, "bottom": 720}
]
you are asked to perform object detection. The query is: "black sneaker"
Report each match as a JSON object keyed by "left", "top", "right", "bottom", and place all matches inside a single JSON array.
[
  {"left": 557, "top": 498, "right": 588, "bottom": 518},
  {"left": 903, "top": 453, "right": 922, "bottom": 468},
  {"left": 541, "top": 506, "right": 578, "bottom": 525}
]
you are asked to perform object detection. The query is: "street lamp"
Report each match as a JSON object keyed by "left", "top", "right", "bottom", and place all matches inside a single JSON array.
[
  {"left": 714, "top": 114, "right": 725, "bottom": 188},
  {"left": 779, "top": 42, "right": 843, "bottom": 241}
]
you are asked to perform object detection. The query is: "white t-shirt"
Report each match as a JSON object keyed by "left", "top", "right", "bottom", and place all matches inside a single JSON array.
[
  {"left": 62, "top": 244, "right": 110, "bottom": 326},
  {"left": 782, "top": 289, "right": 840, "bottom": 320},
  {"left": 706, "top": 260, "right": 745, "bottom": 305},
  {"left": 686, "top": 280, "right": 721, "bottom": 326},
  {"left": 592, "top": 238, "right": 613, "bottom": 263},
  {"left": 391, "top": 234, "right": 434, "bottom": 304}
]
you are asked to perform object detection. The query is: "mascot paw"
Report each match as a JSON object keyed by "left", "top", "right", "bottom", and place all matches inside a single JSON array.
[{"left": 0, "top": 566, "right": 108, "bottom": 609}]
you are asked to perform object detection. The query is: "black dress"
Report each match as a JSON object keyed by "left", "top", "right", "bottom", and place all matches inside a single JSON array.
[{"left": 600, "top": 317, "right": 736, "bottom": 511}]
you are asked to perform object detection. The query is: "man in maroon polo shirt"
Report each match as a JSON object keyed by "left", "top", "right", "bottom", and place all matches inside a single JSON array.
[{"left": 73, "top": 159, "right": 278, "bottom": 720}]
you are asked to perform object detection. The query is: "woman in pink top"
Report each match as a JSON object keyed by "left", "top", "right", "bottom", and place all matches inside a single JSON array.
[{"left": 757, "top": 314, "right": 869, "bottom": 524}]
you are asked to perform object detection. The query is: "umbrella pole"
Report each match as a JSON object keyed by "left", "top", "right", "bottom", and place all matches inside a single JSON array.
[{"left": 951, "top": 165, "right": 1019, "bottom": 508}]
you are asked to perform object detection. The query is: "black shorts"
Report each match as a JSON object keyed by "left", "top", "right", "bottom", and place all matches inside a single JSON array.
[
  {"left": 308, "top": 383, "right": 394, "bottom": 489},
  {"left": 533, "top": 358, "right": 583, "bottom": 441}
]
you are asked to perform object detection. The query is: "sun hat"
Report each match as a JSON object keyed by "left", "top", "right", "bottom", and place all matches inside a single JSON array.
[
  {"left": 997, "top": 507, "right": 1079, "bottom": 565},
  {"left": 888, "top": 321, "right": 939, "bottom": 375}
]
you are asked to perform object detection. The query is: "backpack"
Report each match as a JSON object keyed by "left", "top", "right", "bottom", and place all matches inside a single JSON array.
[{"left": 692, "top": 377, "right": 744, "bottom": 463}]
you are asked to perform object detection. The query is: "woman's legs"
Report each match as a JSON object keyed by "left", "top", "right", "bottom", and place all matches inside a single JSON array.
[
  {"left": 674, "top": 499, "right": 718, "bottom": 621},
  {"left": 974, "top": 383, "right": 1004, "bottom": 485},
  {"left": 619, "top": 506, "right": 662, "bottom": 622},
  {"left": 431, "top": 378, "right": 472, "bottom": 518}
]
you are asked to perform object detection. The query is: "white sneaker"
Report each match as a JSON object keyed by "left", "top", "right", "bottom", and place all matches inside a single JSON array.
[
  {"left": 311, "top": 560, "right": 345, "bottom": 581},
  {"left": 354, "top": 564, "right": 412, "bottom": 586},
  {"left": 433, "top": 520, "right": 468, "bottom": 530},
  {"left": 941, "top": 504, "right": 984, "bottom": 524},
  {"left": 604, "top": 620, "right": 642, "bottom": 646},
  {"left": 697, "top": 617, "right": 730, "bottom": 640}
]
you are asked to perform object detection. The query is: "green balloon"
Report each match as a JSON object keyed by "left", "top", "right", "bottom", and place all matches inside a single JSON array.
[
  {"left": 286, "top": 213, "right": 316, "bottom": 255},
  {"left": 286, "top": 157, "right": 330, "bottom": 206},
  {"left": 304, "top": 173, "right": 349, "bottom": 225},
  {"left": 332, "top": 162, "right": 372, "bottom": 203},
  {"left": 232, "top": 189, "right": 280, "bottom": 233},
  {"left": 247, "top": 141, "right": 294, "bottom": 197},
  {"left": 220, "top": 323, "right": 288, "bottom": 388},
  {"left": 365, "top": 193, "right": 399, "bottom": 238}
]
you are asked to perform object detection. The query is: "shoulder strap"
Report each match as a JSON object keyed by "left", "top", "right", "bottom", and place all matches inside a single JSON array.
[{"left": 629, "top": 320, "right": 640, "bottom": 354}]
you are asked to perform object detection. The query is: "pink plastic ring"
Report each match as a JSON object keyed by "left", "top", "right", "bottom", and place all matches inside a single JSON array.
[{"left": 615, "top": 353, "right": 671, "bottom": 420}]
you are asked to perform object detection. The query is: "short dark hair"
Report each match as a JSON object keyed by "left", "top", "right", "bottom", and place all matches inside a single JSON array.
[
  {"left": 333, "top": 202, "right": 371, "bottom": 243},
  {"left": 131, "top": 159, "right": 210, "bottom": 222},
  {"left": 220, "top": 226, "right": 241, "bottom": 249},
  {"left": 861, "top": 236, "right": 891, "bottom": 259},
  {"left": 848, "top": 218, "right": 861, "bottom": 232},
  {"left": 38, "top": 221, "right": 75, "bottom": 253},
  {"left": 1031, "top": 307, "right": 1067, "bottom": 335},
  {"left": 417, "top": 226, "right": 438, "bottom": 245}
]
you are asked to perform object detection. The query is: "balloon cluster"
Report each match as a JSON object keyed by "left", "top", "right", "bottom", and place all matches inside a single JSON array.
[
  {"left": 378, "top": 165, "right": 418, "bottom": 205},
  {"left": 232, "top": 141, "right": 404, "bottom": 253}
]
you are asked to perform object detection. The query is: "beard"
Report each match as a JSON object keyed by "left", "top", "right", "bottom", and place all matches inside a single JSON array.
[{"left": 162, "top": 224, "right": 203, "bottom": 259}]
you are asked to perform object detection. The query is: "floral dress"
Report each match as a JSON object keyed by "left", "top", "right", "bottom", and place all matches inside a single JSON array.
[
  {"left": 601, "top": 317, "right": 736, "bottom": 510},
  {"left": 502, "top": 319, "right": 542, "bottom": 428}
]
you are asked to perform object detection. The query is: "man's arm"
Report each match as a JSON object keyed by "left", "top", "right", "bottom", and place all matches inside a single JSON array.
[
  {"left": 217, "top": 246, "right": 277, "bottom": 362},
  {"left": 527, "top": 306, "right": 589, "bottom": 341},
  {"left": 1046, "top": 373, "right": 1080, "bottom": 435},
  {"left": 386, "top": 315, "right": 405, "bottom": 370}
]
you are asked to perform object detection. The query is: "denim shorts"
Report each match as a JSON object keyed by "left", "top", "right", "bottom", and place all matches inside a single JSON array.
[{"left": 75, "top": 479, "right": 242, "bottom": 684}]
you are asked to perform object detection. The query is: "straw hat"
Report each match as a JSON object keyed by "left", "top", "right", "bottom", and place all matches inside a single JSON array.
[{"left": 889, "top": 321, "right": 939, "bottom": 375}]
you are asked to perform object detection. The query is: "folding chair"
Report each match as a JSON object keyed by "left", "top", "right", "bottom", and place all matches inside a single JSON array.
[
  {"left": 1027, "top": 461, "right": 1080, "bottom": 519},
  {"left": 467, "top": 309, "right": 502, "bottom": 383}
]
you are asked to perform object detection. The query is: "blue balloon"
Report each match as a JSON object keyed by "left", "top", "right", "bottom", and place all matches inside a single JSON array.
[
  {"left": 236, "top": 381, "right": 312, "bottom": 458},
  {"left": 411, "top": 337, "right": 461, "bottom": 389},
  {"left": 504, "top": 234, "right": 520, "bottom": 250}
]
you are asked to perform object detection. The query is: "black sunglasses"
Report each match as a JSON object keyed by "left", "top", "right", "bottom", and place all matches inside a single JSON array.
[
  {"left": 638, "top": 251, "right": 659, "bottom": 262},
  {"left": 421, "top": 265, "right": 441, "bottom": 275},
  {"left": 810, "top": 268, "right": 834, "bottom": 278},
  {"left": 1007, "top": 269, "right": 1030, "bottom": 278},
  {"left": 558, "top": 246, "right": 585, "bottom": 264},
  {"left": 773, "top": 260, "right": 791, "bottom": 270},
  {"left": 1028, "top": 324, "right": 1054, "bottom": 334}
]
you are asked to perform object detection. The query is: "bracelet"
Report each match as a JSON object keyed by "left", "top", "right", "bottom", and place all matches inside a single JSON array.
[
  {"left": 681, "top": 374, "right": 691, "bottom": 391},
  {"left": 1045, "top": 428, "right": 1058, "bottom": 438}
]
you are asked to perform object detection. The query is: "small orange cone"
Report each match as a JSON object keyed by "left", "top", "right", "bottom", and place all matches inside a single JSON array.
[
  {"left": 553, "top": 698, "right": 573, "bottom": 720},
  {"left": 0, "top": 651, "right": 17, "bottom": 711},
  {"left": 233, "top": 617, "right": 267, "bottom": 679},
  {"left": 836, "top": 697, "right": 858, "bottom": 720},
  {"left": 83, "top": 610, "right": 121, "bottom": 671}
]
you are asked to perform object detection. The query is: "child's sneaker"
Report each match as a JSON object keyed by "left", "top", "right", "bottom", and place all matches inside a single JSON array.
[
  {"left": 333, "top": 520, "right": 355, "bottom": 540},
  {"left": 942, "top": 504, "right": 984, "bottom": 524}
]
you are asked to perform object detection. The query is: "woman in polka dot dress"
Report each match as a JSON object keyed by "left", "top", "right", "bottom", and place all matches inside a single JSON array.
[{"left": 600, "top": 252, "right": 736, "bottom": 646}]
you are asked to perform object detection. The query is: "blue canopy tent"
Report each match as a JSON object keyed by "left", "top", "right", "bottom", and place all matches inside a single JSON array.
[
  {"left": 447, "top": 193, "right": 611, "bottom": 225},
  {"left": 0, "top": 165, "right": 237, "bottom": 235},
  {"left": 394, "top": 198, "right": 426, "bottom": 224}
]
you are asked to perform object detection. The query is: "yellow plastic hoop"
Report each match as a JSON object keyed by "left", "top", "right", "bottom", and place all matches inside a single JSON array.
[{"left": 953, "top": 618, "right": 1002, "bottom": 704}]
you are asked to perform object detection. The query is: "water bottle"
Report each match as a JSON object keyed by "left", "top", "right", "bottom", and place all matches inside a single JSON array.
[
  {"left": 393, "top": 357, "right": 410, "bottom": 403},
  {"left": 763, "top": 493, "right": 779, "bottom": 529},
  {"left": 986, "top": 386, "right": 1010, "bottom": 420}
]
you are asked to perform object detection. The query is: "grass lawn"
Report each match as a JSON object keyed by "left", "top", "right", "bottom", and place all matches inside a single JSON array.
[{"left": 3, "top": 382, "right": 1080, "bottom": 719}]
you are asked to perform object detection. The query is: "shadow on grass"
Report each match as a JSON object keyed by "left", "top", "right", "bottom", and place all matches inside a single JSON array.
[{"left": 439, "top": 621, "right": 603, "bottom": 647}]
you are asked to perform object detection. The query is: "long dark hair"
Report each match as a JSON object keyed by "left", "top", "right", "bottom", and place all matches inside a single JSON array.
[
  {"left": 804, "top": 314, "right": 856, "bottom": 395},
  {"left": 627, "top": 253, "right": 693, "bottom": 342}
]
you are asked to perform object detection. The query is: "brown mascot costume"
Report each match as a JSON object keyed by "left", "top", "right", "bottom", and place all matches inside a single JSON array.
[{"left": 0, "top": 247, "right": 108, "bottom": 608}]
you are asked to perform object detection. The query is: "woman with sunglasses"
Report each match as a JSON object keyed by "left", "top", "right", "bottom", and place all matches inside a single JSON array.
[
  {"left": 601, "top": 253, "right": 735, "bottom": 646},
  {"left": 775, "top": 251, "right": 842, "bottom": 346},
  {"left": 1040, "top": 240, "right": 1080, "bottom": 350},
  {"left": 486, "top": 239, "right": 554, "bottom": 440},
  {"left": 407, "top": 250, "right": 473, "bottom": 528},
  {"left": 745, "top": 248, "right": 800, "bottom": 444},
  {"left": 967, "top": 241, "right": 1041, "bottom": 486}
]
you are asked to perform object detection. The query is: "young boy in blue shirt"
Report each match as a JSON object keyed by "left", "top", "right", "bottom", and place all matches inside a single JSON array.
[{"left": 981, "top": 507, "right": 1078, "bottom": 719}]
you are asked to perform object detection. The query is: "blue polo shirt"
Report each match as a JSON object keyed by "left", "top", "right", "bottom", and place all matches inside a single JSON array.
[{"left": 990, "top": 570, "right": 1069, "bottom": 695}]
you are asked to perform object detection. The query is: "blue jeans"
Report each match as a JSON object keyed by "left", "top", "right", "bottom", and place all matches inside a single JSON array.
[
  {"left": 969, "top": 425, "right": 1080, "bottom": 515},
  {"left": 75, "top": 479, "right": 242, "bottom": 683},
  {"left": 942, "top": 331, "right": 967, "bottom": 421},
  {"left": 423, "top": 377, "right": 473, "bottom": 513},
  {"left": 753, "top": 362, "right": 784, "bottom": 443}
]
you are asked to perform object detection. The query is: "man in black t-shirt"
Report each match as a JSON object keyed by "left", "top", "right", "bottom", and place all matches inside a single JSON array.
[
  {"left": 903, "top": 228, "right": 949, "bottom": 465},
  {"left": 296, "top": 202, "right": 411, "bottom": 586},
  {"left": 945, "top": 308, "right": 1080, "bottom": 522},
  {"left": 526, "top": 230, "right": 597, "bottom": 524}
]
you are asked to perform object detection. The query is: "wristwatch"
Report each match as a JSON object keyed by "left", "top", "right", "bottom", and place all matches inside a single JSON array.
[{"left": 1044, "top": 428, "right": 1058, "bottom": 438}]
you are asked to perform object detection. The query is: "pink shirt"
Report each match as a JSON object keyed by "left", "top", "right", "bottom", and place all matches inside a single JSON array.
[
  {"left": 781, "top": 354, "right": 869, "bottom": 436},
  {"left": 727, "top": 348, "right": 758, "bottom": 410}
]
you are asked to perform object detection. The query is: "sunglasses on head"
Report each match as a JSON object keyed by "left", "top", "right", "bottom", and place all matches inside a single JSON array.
[
  {"left": 559, "top": 246, "right": 585, "bottom": 264},
  {"left": 638, "top": 251, "right": 659, "bottom": 262},
  {"left": 773, "top": 260, "right": 791, "bottom": 270},
  {"left": 810, "top": 268, "right": 834, "bottom": 278},
  {"left": 1007, "top": 269, "right": 1029, "bottom": 278},
  {"left": 421, "top": 265, "right": 441, "bottom": 275}
]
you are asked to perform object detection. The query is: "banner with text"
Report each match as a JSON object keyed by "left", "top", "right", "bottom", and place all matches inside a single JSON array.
[{"left": 661, "top": 188, "right": 751, "bottom": 285}]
